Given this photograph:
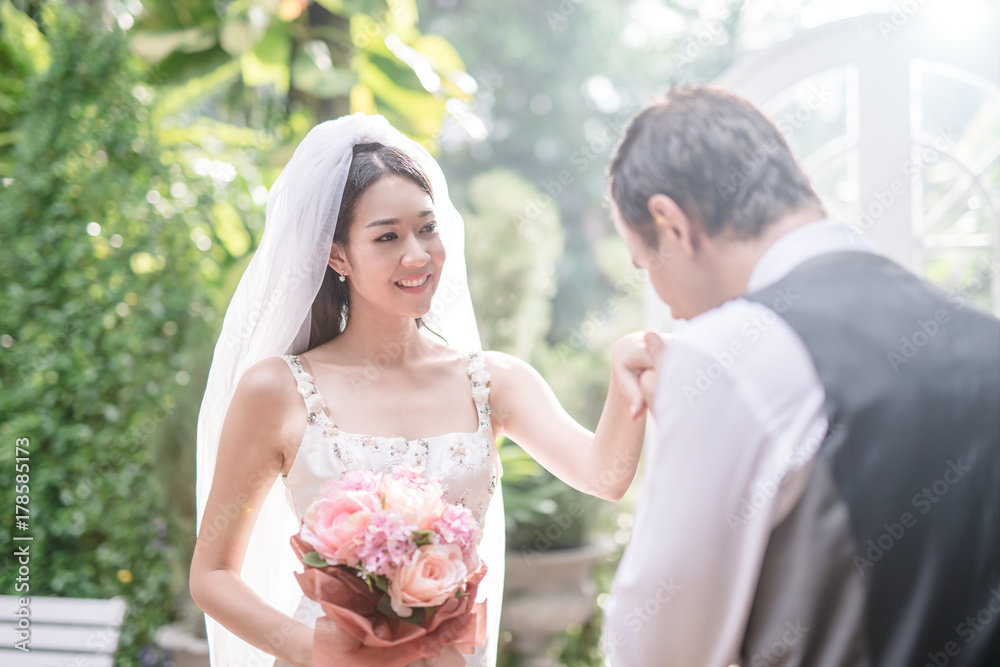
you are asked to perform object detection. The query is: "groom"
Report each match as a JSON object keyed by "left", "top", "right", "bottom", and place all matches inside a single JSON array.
[{"left": 603, "top": 86, "right": 1000, "bottom": 666}]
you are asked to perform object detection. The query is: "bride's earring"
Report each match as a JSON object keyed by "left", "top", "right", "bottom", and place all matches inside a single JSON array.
[{"left": 338, "top": 272, "right": 347, "bottom": 283}]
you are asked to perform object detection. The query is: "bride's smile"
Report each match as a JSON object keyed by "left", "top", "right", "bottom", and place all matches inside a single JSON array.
[
  {"left": 330, "top": 173, "right": 445, "bottom": 320},
  {"left": 394, "top": 272, "right": 432, "bottom": 292}
]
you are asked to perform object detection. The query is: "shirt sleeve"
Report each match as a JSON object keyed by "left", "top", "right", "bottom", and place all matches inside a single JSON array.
[{"left": 603, "top": 311, "right": 825, "bottom": 667}]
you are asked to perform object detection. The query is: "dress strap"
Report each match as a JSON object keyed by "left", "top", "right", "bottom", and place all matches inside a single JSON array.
[
  {"left": 466, "top": 351, "right": 493, "bottom": 434},
  {"left": 281, "top": 355, "right": 335, "bottom": 430}
]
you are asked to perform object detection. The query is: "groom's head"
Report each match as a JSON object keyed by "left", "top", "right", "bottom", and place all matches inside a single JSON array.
[{"left": 608, "top": 85, "right": 825, "bottom": 319}]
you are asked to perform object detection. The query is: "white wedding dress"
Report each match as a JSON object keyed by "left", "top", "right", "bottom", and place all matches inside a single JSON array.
[{"left": 273, "top": 351, "right": 501, "bottom": 667}]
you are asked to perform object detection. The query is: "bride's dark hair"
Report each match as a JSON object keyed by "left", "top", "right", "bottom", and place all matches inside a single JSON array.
[{"left": 308, "top": 142, "right": 434, "bottom": 349}]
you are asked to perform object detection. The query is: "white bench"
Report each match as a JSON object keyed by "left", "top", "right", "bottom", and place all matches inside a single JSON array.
[{"left": 0, "top": 596, "right": 127, "bottom": 667}]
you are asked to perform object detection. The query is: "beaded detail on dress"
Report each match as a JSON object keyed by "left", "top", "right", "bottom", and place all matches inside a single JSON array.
[{"left": 280, "top": 351, "right": 498, "bottom": 521}]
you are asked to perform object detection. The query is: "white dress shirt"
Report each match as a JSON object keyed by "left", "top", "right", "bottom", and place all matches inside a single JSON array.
[{"left": 603, "top": 220, "right": 874, "bottom": 666}]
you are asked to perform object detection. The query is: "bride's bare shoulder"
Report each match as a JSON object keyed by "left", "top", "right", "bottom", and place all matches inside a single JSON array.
[
  {"left": 239, "top": 355, "right": 296, "bottom": 389},
  {"left": 481, "top": 350, "right": 537, "bottom": 382},
  {"left": 230, "top": 356, "right": 301, "bottom": 411},
  {"left": 225, "top": 356, "right": 304, "bottom": 457}
]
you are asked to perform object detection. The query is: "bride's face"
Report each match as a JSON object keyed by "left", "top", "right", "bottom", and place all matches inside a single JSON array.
[{"left": 334, "top": 175, "right": 445, "bottom": 319}]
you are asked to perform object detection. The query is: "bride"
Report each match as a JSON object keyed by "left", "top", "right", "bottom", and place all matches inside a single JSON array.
[{"left": 189, "top": 113, "right": 650, "bottom": 666}]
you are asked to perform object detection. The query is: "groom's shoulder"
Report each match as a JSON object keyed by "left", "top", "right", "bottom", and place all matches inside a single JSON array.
[
  {"left": 672, "top": 297, "right": 789, "bottom": 357},
  {"left": 659, "top": 298, "right": 821, "bottom": 412}
]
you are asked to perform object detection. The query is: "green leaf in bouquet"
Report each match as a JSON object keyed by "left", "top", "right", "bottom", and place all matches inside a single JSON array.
[
  {"left": 302, "top": 550, "right": 329, "bottom": 568},
  {"left": 370, "top": 573, "right": 389, "bottom": 594},
  {"left": 376, "top": 593, "right": 427, "bottom": 626},
  {"left": 412, "top": 529, "right": 434, "bottom": 546},
  {"left": 358, "top": 573, "right": 375, "bottom": 594}
]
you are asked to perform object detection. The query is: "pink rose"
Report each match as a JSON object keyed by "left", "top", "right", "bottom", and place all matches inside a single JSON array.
[
  {"left": 387, "top": 543, "right": 469, "bottom": 617},
  {"left": 301, "top": 490, "right": 379, "bottom": 566},
  {"left": 382, "top": 478, "right": 446, "bottom": 531}
]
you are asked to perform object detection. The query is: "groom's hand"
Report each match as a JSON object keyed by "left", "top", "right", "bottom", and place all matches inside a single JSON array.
[{"left": 613, "top": 330, "right": 669, "bottom": 420}]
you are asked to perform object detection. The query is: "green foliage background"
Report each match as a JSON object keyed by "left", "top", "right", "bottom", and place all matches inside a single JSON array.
[{"left": 0, "top": 5, "right": 211, "bottom": 662}]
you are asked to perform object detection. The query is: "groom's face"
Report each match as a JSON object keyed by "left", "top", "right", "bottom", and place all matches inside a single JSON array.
[
  {"left": 611, "top": 204, "right": 681, "bottom": 317},
  {"left": 611, "top": 202, "right": 701, "bottom": 320}
]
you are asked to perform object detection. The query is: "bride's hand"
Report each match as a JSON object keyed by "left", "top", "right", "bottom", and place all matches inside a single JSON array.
[{"left": 612, "top": 330, "right": 669, "bottom": 419}]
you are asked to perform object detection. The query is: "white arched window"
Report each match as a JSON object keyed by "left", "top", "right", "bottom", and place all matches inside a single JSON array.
[{"left": 714, "top": 12, "right": 1000, "bottom": 314}]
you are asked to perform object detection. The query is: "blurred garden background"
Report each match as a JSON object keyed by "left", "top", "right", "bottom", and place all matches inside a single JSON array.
[{"left": 0, "top": 0, "right": 996, "bottom": 665}]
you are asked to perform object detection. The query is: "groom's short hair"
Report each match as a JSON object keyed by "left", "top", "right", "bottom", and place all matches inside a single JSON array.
[{"left": 608, "top": 85, "right": 824, "bottom": 247}]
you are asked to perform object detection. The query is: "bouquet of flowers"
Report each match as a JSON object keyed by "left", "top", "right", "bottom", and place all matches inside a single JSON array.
[{"left": 291, "top": 465, "right": 487, "bottom": 666}]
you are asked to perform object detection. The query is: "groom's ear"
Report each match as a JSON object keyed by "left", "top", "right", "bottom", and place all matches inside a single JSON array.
[{"left": 647, "top": 194, "right": 698, "bottom": 260}]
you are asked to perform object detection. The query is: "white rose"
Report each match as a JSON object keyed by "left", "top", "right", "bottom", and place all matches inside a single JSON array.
[{"left": 305, "top": 393, "right": 325, "bottom": 413}]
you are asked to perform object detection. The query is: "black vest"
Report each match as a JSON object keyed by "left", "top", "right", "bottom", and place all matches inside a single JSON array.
[{"left": 742, "top": 251, "right": 1000, "bottom": 667}]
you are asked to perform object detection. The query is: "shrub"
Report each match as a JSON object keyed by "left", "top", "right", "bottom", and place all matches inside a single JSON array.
[{"left": 0, "top": 5, "right": 212, "bottom": 662}]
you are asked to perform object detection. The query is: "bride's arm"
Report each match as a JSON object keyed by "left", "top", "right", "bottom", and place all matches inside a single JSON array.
[
  {"left": 189, "top": 357, "right": 314, "bottom": 667},
  {"left": 486, "top": 331, "right": 664, "bottom": 501}
]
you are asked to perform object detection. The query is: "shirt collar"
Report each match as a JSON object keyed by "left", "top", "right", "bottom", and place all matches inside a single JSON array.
[{"left": 746, "top": 219, "right": 875, "bottom": 293}]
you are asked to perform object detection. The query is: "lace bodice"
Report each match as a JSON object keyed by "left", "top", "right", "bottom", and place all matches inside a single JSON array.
[
  {"left": 279, "top": 352, "right": 499, "bottom": 523},
  {"left": 273, "top": 352, "right": 501, "bottom": 667}
]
